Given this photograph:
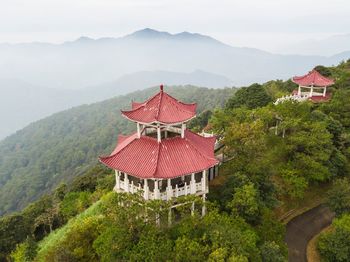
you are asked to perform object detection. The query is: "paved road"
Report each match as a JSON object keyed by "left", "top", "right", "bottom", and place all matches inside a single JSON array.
[{"left": 285, "top": 204, "right": 335, "bottom": 262}]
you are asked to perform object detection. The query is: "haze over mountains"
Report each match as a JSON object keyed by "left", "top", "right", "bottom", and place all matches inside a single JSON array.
[
  {"left": 0, "top": 28, "right": 350, "bottom": 140},
  {"left": 277, "top": 33, "right": 350, "bottom": 56}
]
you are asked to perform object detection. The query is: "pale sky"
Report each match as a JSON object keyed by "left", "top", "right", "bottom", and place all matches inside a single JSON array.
[{"left": 0, "top": 0, "right": 349, "bottom": 52}]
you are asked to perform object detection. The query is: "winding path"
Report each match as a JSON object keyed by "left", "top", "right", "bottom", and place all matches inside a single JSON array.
[{"left": 285, "top": 204, "right": 335, "bottom": 262}]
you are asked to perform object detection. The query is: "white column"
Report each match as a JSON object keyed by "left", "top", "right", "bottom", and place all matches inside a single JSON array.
[
  {"left": 154, "top": 179, "right": 160, "bottom": 199},
  {"left": 202, "top": 194, "right": 206, "bottom": 217},
  {"left": 323, "top": 86, "right": 327, "bottom": 97},
  {"left": 167, "top": 179, "right": 173, "bottom": 200},
  {"left": 144, "top": 179, "right": 149, "bottom": 200},
  {"left": 157, "top": 125, "right": 161, "bottom": 143},
  {"left": 124, "top": 173, "right": 129, "bottom": 193},
  {"left": 115, "top": 170, "right": 120, "bottom": 190},
  {"left": 298, "top": 85, "right": 301, "bottom": 96},
  {"left": 181, "top": 123, "right": 186, "bottom": 138},
  {"left": 190, "top": 173, "right": 196, "bottom": 194},
  {"left": 310, "top": 85, "right": 314, "bottom": 97},
  {"left": 202, "top": 170, "right": 207, "bottom": 192},
  {"left": 137, "top": 123, "right": 141, "bottom": 138},
  {"left": 131, "top": 181, "right": 134, "bottom": 194},
  {"left": 175, "top": 184, "right": 179, "bottom": 197}
]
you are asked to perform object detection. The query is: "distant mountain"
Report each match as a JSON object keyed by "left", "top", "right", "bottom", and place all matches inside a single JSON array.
[
  {"left": 0, "top": 28, "right": 348, "bottom": 91},
  {"left": 0, "top": 85, "right": 235, "bottom": 215},
  {"left": 0, "top": 70, "right": 232, "bottom": 140},
  {"left": 277, "top": 33, "right": 350, "bottom": 56}
]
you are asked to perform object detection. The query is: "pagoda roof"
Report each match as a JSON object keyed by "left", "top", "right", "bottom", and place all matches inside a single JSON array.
[
  {"left": 292, "top": 70, "right": 334, "bottom": 87},
  {"left": 99, "top": 130, "right": 218, "bottom": 179},
  {"left": 121, "top": 86, "right": 197, "bottom": 124}
]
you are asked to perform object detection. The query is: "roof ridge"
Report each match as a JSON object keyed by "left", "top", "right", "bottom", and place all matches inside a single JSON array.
[
  {"left": 184, "top": 135, "right": 217, "bottom": 161},
  {"left": 152, "top": 142, "right": 162, "bottom": 178},
  {"left": 154, "top": 89, "right": 163, "bottom": 120},
  {"left": 163, "top": 92, "right": 196, "bottom": 115},
  {"left": 99, "top": 133, "right": 138, "bottom": 159}
]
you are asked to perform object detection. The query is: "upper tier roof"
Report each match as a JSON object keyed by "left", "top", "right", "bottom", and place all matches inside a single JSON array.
[
  {"left": 99, "top": 129, "right": 218, "bottom": 179},
  {"left": 292, "top": 70, "right": 334, "bottom": 87},
  {"left": 121, "top": 86, "right": 197, "bottom": 124}
]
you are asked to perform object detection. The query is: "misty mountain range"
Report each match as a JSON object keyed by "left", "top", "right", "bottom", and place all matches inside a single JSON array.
[{"left": 0, "top": 28, "right": 350, "bottom": 140}]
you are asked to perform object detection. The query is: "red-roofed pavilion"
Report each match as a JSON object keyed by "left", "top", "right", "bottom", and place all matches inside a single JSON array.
[
  {"left": 292, "top": 70, "right": 334, "bottom": 98},
  {"left": 99, "top": 85, "right": 219, "bottom": 216}
]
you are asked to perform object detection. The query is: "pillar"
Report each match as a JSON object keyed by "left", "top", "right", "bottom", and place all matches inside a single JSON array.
[
  {"left": 167, "top": 179, "right": 173, "bottom": 200},
  {"left": 115, "top": 170, "right": 120, "bottom": 190},
  {"left": 157, "top": 125, "right": 161, "bottom": 143},
  {"left": 124, "top": 173, "right": 129, "bottom": 192},
  {"left": 181, "top": 123, "right": 186, "bottom": 138},
  {"left": 310, "top": 85, "right": 314, "bottom": 97},
  {"left": 202, "top": 194, "right": 206, "bottom": 217},
  {"left": 191, "top": 173, "right": 196, "bottom": 194},
  {"left": 202, "top": 170, "right": 207, "bottom": 192},
  {"left": 144, "top": 179, "right": 149, "bottom": 200},
  {"left": 298, "top": 85, "right": 301, "bottom": 96},
  {"left": 154, "top": 179, "right": 160, "bottom": 199},
  {"left": 137, "top": 123, "right": 141, "bottom": 138},
  {"left": 323, "top": 86, "right": 327, "bottom": 97},
  {"left": 130, "top": 181, "right": 134, "bottom": 194}
]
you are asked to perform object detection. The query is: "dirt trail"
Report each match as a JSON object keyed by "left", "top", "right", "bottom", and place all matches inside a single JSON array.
[{"left": 285, "top": 204, "right": 334, "bottom": 262}]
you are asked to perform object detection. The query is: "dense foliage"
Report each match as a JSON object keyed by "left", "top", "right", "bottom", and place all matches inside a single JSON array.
[
  {"left": 318, "top": 214, "right": 350, "bottom": 261},
  {"left": 0, "top": 86, "right": 234, "bottom": 216}
]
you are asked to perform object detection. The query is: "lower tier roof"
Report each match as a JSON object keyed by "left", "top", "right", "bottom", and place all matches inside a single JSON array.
[{"left": 99, "top": 130, "right": 218, "bottom": 179}]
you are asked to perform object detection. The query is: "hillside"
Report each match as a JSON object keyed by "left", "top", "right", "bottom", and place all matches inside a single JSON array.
[{"left": 0, "top": 85, "right": 234, "bottom": 216}]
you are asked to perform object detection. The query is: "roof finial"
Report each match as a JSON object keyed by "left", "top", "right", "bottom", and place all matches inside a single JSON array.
[{"left": 160, "top": 84, "right": 163, "bottom": 92}]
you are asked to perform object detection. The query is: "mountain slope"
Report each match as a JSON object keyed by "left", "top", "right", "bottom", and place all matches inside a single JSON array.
[{"left": 0, "top": 85, "right": 234, "bottom": 215}]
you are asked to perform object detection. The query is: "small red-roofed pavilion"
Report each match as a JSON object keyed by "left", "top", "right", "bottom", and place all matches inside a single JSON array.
[
  {"left": 99, "top": 85, "right": 219, "bottom": 217},
  {"left": 292, "top": 70, "right": 334, "bottom": 98}
]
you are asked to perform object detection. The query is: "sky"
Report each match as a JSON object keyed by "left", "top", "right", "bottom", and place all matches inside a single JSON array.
[{"left": 0, "top": 0, "right": 349, "bottom": 53}]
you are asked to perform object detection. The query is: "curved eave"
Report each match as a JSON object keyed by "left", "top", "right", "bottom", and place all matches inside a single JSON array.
[{"left": 99, "top": 158, "right": 218, "bottom": 180}]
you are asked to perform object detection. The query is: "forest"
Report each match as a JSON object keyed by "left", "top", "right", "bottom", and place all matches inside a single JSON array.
[
  {"left": 0, "top": 85, "right": 234, "bottom": 216},
  {"left": 0, "top": 60, "right": 350, "bottom": 261}
]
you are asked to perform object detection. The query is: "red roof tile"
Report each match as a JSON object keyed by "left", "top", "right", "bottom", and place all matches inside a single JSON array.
[
  {"left": 122, "top": 87, "right": 197, "bottom": 124},
  {"left": 99, "top": 130, "right": 218, "bottom": 179},
  {"left": 292, "top": 70, "right": 334, "bottom": 87}
]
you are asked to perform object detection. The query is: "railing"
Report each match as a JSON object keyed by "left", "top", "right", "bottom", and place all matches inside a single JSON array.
[
  {"left": 274, "top": 94, "right": 309, "bottom": 105},
  {"left": 114, "top": 180, "right": 208, "bottom": 200}
]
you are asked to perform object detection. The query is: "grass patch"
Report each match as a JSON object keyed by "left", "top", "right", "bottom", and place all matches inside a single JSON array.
[
  {"left": 275, "top": 182, "right": 331, "bottom": 224},
  {"left": 36, "top": 199, "right": 103, "bottom": 260}
]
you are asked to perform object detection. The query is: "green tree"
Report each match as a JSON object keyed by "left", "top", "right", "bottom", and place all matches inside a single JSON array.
[
  {"left": 226, "top": 83, "right": 272, "bottom": 110},
  {"left": 327, "top": 178, "right": 350, "bottom": 217},
  {"left": 318, "top": 214, "right": 350, "bottom": 261}
]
